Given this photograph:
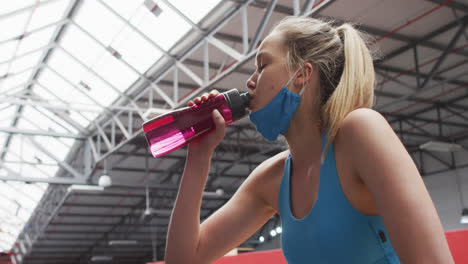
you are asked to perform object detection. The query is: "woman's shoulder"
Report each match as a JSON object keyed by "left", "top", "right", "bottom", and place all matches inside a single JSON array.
[
  {"left": 335, "top": 108, "right": 393, "bottom": 158},
  {"left": 337, "top": 108, "right": 388, "bottom": 140}
]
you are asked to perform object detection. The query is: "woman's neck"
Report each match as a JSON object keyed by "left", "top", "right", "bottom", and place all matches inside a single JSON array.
[{"left": 284, "top": 99, "right": 322, "bottom": 168}]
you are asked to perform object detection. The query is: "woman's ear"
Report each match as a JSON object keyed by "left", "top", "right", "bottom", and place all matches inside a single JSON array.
[{"left": 295, "top": 62, "right": 314, "bottom": 86}]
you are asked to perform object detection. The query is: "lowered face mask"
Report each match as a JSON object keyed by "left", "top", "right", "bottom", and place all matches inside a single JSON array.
[{"left": 249, "top": 69, "right": 303, "bottom": 141}]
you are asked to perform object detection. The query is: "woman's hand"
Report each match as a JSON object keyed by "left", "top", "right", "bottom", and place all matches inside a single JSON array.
[{"left": 187, "top": 90, "right": 226, "bottom": 156}]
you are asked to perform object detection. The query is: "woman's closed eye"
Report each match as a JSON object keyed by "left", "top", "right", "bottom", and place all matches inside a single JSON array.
[{"left": 258, "top": 64, "right": 266, "bottom": 72}]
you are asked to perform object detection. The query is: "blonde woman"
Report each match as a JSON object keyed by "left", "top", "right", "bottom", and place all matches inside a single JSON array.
[{"left": 165, "top": 17, "right": 454, "bottom": 264}]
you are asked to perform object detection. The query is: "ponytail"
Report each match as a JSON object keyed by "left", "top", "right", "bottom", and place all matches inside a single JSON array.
[{"left": 321, "top": 24, "right": 375, "bottom": 162}]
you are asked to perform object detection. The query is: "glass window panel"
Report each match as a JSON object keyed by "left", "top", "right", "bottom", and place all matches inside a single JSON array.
[
  {"left": 113, "top": 25, "right": 163, "bottom": 73},
  {"left": 17, "top": 26, "right": 55, "bottom": 55},
  {"left": 0, "top": 69, "right": 32, "bottom": 91},
  {"left": 101, "top": 0, "right": 142, "bottom": 20},
  {"left": 47, "top": 47, "right": 85, "bottom": 84},
  {"left": 0, "top": 105, "right": 16, "bottom": 127},
  {"left": 36, "top": 68, "right": 93, "bottom": 105},
  {"left": 0, "top": 196, "right": 17, "bottom": 212},
  {"left": 80, "top": 71, "right": 119, "bottom": 106},
  {"left": 93, "top": 52, "right": 138, "bottom": 92},
  {"left": 0, "top": 0, "right": 36, "bottom": 16},
  {"left": 17, "top": 182, "right": 47, "bottom": 200},
  {"left": 0, "top": 11, "right": 29, "bottom": 42},
  {"left": 27, "top": 0, "right": 69, "bottom": 32},
  {"left": 4, "top": 85, "right": 26, "bottom": 96},
  {"left": 19, "top": 105, "right": 76, "bottom": 135},
  {"left": 0, "top": 63, "right": 8, "bottom": 76},
  {"left": 170, "top": 0, "right": 221, "bottom": 23},
  {"left": 34, "top": 106, "right": 80, "bottom": 134},
  {"left": 69, "top": 111, "right": 92, "bottom": 127},
  {"left": 19, "top": 162, "right": 52, "bottom": 179},
  {"left": 74, "top": 0, "right": 125, "bottom": 46},
  {"left": 10, "top": 50, "right": 42, "bottom": 73},
  {"left": 130, "top": 4, "right": 191, "bottom": 51},
  {"left": 50, "top": 48, "right": 121, "bottom": 106},
  {"left": 35, "top": 163, "right": 59, "bottom": 177},
  {"left": 0, "top": 134, "right": 5, "bottom": 149},
  {"left": 60, "top": 24, "right": 106, "bottom": 67},
  {"left": 79, "top": 111, "right": 99, "bottom": 124},
  {"left": 0, "top": 41, "right": 17, "bottom": 62},
  {"left": 31, "top": 83, "right": 58, "bottom": 101}
]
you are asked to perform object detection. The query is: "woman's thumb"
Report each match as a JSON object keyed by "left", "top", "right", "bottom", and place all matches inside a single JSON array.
[
  {"left": 212, "top": 109, "right": 226, "bottom": 132},
  {"left": 213, "top": 109, "right": 226, "bottom": 128}
]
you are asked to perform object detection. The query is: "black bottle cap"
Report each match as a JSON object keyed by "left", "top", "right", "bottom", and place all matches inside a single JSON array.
[{"left": 223, "top": 89, "right": 251, "bottom": 121}]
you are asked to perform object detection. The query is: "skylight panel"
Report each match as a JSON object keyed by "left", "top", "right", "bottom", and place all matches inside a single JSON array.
[
  {"left": 0, "top": 10, "right": 29, "bottom": 43},
  {"left": 60, "top": 24, "right": 106, "bottom": 67},
  {"left": 0, "top": 196, "right": 17, "bottom": 214},
  {"left": 5, "top": 86, "right": 27, "bottom": 97},
  {"left": 17, "top": 26, "right": 55, "bottom": 55},
  {"left": 0, "top": 41, "right": 17, "bottom": 63},
  {"left": 170, "top": 0, "right": 221, "bottom": 23},
  {"left": 34, "top": 135, "right": 71, "bottom": 160},
  {"left": 112, "top": 25, "right": 163, "bottom": 74},
  {"left": 73, "top": 0, "right": 126, "bottom": 46},
  {"left": 9, "top": 50, "right": 42, "bottom": 73},
  {"left": 101, "top": 0, "right": 142, "bottom": 20},
  {"left": 1, "top": 183, "right": 35, "bottom": 210},
  {"left": 12, "top": 182, "right": 47, "bottom": 200},
  {"left": 32, "top": 105, "right": 80, "bottom": 134},
  {"left": 93, "top": 52, "right": 139, "bottom": 92},
  {"left": 130, "top": 3, "right": 191, "bottom": 51},
  {"left": 0, "top": 134, "right": 5, "bottom": 149},
  {"left": 26, "top": 0, "right": 69, "bottom": 32},
  {"left": 18, "top": 162, "right": 53, "bottom": 179},
  {"left": 80, "top": 71, "right": 119, "bottom": 107},
  {"left": 3, "top": 135, "right": 29, "bottom": 163},
  {"left": 0, "top": 0, "right": 37, "bottom": 16},
  {"left": 36, "top": 67, "right": 94, "bottom": 105},
  {"left": 19, "top": 105, "right": 75, "bottom": 135},
  {"left": 69, "top": 111, "right": 92, "bottom": 127},
  {"left": 4, "top": 134, "right": 57, "bottom": 171},
  {"left": 47, "top": 48, "right": 86, "bottom": 85},
  {"left": 48, "top": 48, "right": 120, "bottom": 107},
  {"left": 31, "top": 82, "right": 60, "bottom": 101},
  {"left": 0, "top": 69, "right": 32, "bottom": 91},
  {"left": 0, "top": 62, "right": 7, "bottom": 77},
  {"left": 0, "top": 105, "right": 16, "bottom": 127}
]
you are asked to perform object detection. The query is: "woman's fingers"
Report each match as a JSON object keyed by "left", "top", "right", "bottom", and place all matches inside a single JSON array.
[{"left": 189, "top": 90, "right": 220, "bottom": 106}]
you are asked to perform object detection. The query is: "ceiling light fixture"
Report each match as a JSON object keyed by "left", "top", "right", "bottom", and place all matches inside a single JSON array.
[
  {"left": 90, "top": 256, "right": 112, "bottom": 262},
  {"left": 419, "top": 141, "right": 462, "bottom": 152},
  {"left": 67, "top": 185, "right": 104, "bottom": 192},
  {"left": 98, "top": 175, "right": 112, "bottom": 188},
  {"left": 108, "top": 240, "right": 137, "bottom": 246},
  {"left": 461, "top": 208, "right": 468, "bottom": 224}
]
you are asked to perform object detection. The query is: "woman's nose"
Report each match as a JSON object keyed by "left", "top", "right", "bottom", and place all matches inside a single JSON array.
[{"left": 246, "top": 74, "right": 257, "bottom": 90}]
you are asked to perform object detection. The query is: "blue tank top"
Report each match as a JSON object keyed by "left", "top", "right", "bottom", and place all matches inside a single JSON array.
[{"left": 278, "top": 135, "right": 401, "bottom": 264}]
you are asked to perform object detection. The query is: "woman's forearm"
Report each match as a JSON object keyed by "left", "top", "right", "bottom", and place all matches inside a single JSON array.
[{"left": 165, "top": 150, "right": 212, "bottom": 264}]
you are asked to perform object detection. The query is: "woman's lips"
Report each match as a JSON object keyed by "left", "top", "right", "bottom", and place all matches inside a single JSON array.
[{"left": 248, "top": 95, "right": 255, "bottom": 111}]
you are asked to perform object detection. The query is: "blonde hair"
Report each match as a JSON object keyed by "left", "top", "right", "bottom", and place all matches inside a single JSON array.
[{"left": 273, "top": 17, "right": 375, "bottom": 162}]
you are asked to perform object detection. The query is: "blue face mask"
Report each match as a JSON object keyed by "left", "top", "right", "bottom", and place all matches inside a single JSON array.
[{"left": 249, "top": 70, "right": 302, "bottom": 141}]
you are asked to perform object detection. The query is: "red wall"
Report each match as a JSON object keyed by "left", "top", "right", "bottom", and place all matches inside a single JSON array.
[
  {"left": 150, "top": 229, "right": 468, "bottom": 264},
  {"left": 445, "top": 229, "right": 468, "bottom": 263}
]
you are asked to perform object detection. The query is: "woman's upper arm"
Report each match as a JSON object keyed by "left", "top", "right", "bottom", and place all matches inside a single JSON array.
[
  {"left": 340, "top": 108, "right": 454, "bottom": 264},
  {"left": 194, "top": 154, "right": 282, "bottom": 264}
]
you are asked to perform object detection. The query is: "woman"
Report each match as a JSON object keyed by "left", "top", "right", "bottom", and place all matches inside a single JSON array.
[{"left": 165, "top": 16, "right": 454, "bottom": 264}]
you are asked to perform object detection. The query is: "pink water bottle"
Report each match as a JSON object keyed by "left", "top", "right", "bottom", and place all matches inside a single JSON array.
[{"left": 143, "top": 89, "right": 250, "bottom": 158}]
